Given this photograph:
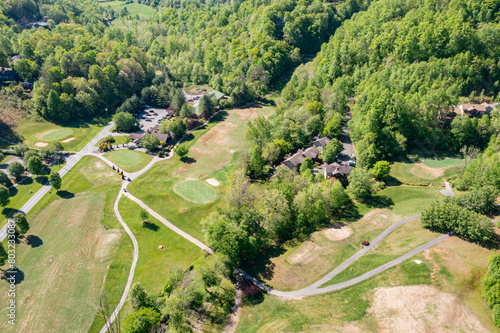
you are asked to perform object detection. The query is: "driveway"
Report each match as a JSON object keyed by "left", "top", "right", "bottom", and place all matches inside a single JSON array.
[{"left": 337, "top": 112, "right": 353, "bottom": 166}]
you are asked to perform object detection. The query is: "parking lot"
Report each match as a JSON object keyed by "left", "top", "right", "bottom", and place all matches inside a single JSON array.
[{"left": 134, "top": 107, "right": 173, "bottom": 132}]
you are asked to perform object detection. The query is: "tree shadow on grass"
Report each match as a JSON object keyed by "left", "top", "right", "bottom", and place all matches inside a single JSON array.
[
  {"left": 56, "top": 190, "right": 74, "bottom": 199},
  {"left": 1, "top": 267, "right": 25, "bottom": 285},
  {"left": 180, "top": 157, "right": 196, "bottom": 164},
  {"left": 35, "top": 175, "right": 48, "bottom": 184},
  {"left": 142, "top": 221, "right": 159, "bottom": 231},
  {"left": 1, "top": 207, "right": 18, "bottom": 219},
  {"left": 241, "top": 245, "right": 286, "bottom": 282},
  {"left": 337, "top": 203, "right": 363, "bottom": 223},
  {"left": 25, "top": 235, "right": 43, "bottom": 248},
  {"left": 363, "top": 195, "right": 394, "bottom": 209}
]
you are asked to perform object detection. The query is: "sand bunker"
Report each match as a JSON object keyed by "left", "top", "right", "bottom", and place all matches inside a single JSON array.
[
  {"left": 370, "top": 286, "right": 489, "bottom": 333},
  {"left": 62, "top": 137, "right": 75, "bottom": 143},
  {"left": 35, "top": 142, "right": 48, "bottom": 147},
  {"left": 322, "top": 226, "right": 353, "bottom": 241},
  {"left": 205, "top": 178, "right": 220, "bottom": 186}
]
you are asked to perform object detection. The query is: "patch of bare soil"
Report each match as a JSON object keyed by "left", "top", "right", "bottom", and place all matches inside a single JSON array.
[
  {"left": 286, "top": 241, "right": 320, "bottom": 265},
  {"left": 62, "top": 137, "right": 74, "bottom": 142},
  {"left": 322, "top": 226, "right": 353, "bottom": 241},
  {"left": 229, "top": 107, "right": 264, "bottom": 120},
  {"left": 369, "top": 285, "right": 489, "bottom": 333},
  {"left": 95, "top": 229, "right": 121, "bottom": 260},
  {"left": 410, "top": 162, "right": 446, "bottom": 179},
  {"left": 359, "top": 209, "right": 396, "bottom": 229}
]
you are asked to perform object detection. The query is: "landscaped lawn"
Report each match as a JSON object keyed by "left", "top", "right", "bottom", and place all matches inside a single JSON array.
[
  {"left": 41, "top": 128, "right": 74, "bottom": 140},
  {"left": 243, "top": 186, "right": 443, "bottom": 291},
  {"left": 390, "top": 156, "right": 464, "bottom": 185},
  {"left": 97, "top": 135, "right": 130, "bottom": 146},
  {"left": 98, "top": 0, "right": 156, "bottom": 18},
  {"left": 174, "top": 180, "right": 216, "bottom": 203},
  {"left": 238, "top": 234, "right": 499, "bottom": 332},
  {"left": 16, "top": 119, "right": 106, "bottom": 151},
  {"left": 89, "top": 196, "right": 205, "bottom": 332},
  {"left": 0, "top": 156, "right": 122, "bottom": 333},
  {"left": 176, "top": 106, "right": 274, "bottom": 182},
  {"left": 104, "top": 149, "right": 153, "bottom": 173},
  {"left": 0, "top": 162, "right": 65, "bottom": 230}
]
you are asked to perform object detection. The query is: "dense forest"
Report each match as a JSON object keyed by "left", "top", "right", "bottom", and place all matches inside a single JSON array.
[{"left": 0, "top": 0, "right": 374, "bottom": 122}]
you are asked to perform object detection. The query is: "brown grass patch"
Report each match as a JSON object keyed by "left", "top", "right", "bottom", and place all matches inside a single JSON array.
[
  {"left": 370, "top": 285, "right": 489, "bottom": 333},
  {"left": 410, "top": 162, "right": 446, "bottom": 179}
]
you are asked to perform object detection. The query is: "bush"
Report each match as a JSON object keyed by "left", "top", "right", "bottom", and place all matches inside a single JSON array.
[{"left": 121, "top": 307, "right": 160, "bottom": 333}]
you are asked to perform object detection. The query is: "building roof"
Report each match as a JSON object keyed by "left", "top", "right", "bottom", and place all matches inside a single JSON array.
[
  {"left": 302, "top": 146, "right": 320, "bottom": 159},
  {"left": 322, "top": 162, "right": 340, "bottom": 174},
  {"left": 130, "top": 133, "right": 144, "bottom": 141},
  {"left": 207, "top": 91, "right": 226, "bottom": 100},
  {"left": 282, "top": 149, "right": 305, "bottom": 168},
  {"left": 312, "top": 135, "right": 332, "bottom": 148},
  {"left": 155, "top": 133, "right": 169, "bottom": 142}
]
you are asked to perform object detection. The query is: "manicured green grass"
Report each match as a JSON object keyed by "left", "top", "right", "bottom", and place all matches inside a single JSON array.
[
  {"left": 176, "top": 107, "right": 274, "bottom": 182},
  {"left": 422, "top": 158, "right": 464, "bottom": 168},
  {"left": 0, "top": 156, "right": 122, "bottom": 333},
  {"left": 390, "top": 157, "right": 463, "bottom": 185},
  {"left": 41, "top": 128, "right": 74, "bottom": 140},
  {"left": 99, "top": 0, "right": 156, "bottom": 18},
  {"left": 238, "top": 256, "right": 432, "bottom": 333},
  {"left": 89, "top": 196, "right": 205, "bottom": 332},
  {"left": 1, "top": 163, "right": 65, "bottom": 230},
  {"left": 174, "top": 180, "right": 216, "bottom": 203},
  {"left": 243, "top": 186, "right": 442, "bottom": 290},
  {"left": 16, "top": 118, "right": 106, "bottom": 151},
  {"left": 128, "top": 111, "right": 238, "bottom": 241},
  {"left": 104, "top": 149, "right": 153, "bottom": 173}
]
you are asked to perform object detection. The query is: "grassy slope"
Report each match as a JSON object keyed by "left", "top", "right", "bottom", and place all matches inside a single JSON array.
[
  {"left": 239, "top": 234, "right": 500, "bottom": 332},
  {"left": 104, "top": 149, "right": 153, "bottom": 173},
  {"left": 1, "top": 163, "right": 65, "bottom": 230},
  {"left": 243, "top": 186, "right": 442, "bottom": 291},
  {"left": 389, "top": 156, "right": 464, "bottom": 185},
  {"left": 99, "top": 1, "right": 156, "bottom": 18},
  {"left": 16, "top": 119, "right": 105, "bottom": 151},
  {"left": 0, "top": 156, "right": 122, "bottom": 333},
  {"left": 89, "top": 196, "right": 205, "bottom": 332}
]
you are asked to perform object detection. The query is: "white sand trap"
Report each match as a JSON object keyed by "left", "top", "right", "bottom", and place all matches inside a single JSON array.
[
  {"left": 414, "top": 260, "right": 422, "bottom": 264},
  {"left": 35, "top": 142, "right": 48, "bottom": 147},
  {"left": 62, "top": 137, "right": 75, "bottom": 142},
  {"left": 206, "top": 178, "right": 220, "bottom": 186},
  {"left": 322, "top": 226, "right": 353, "bottom": 241}
]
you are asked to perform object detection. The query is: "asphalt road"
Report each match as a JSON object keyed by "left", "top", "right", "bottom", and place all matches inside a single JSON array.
[{"left": 0, "top": 122, "right": 115, "bottom": 241}]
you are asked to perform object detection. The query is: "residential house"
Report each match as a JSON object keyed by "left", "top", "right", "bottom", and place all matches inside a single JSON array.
[
  {"left": 452, "top": 102, "right": 494, "bottom": 118},
  {"left": 282, "top": 149, "right": 305, "bottom": 170},
  {"left": 0, "top": 67, "right": 17, "bottom": 82},
  {"left": 320, "top": 162, "right": 352, "bottom": 182},
  {"left": 312, "top": 135, "right": 332, "bottom": 150}
]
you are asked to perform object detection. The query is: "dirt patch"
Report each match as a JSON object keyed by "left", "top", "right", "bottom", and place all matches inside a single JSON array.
[
  {"left": 95, "top": 229, "right": 121, "bottom": 259},
  {"left": 230, "top": 107, "right": 267, "bottom": 120},
  {"left": 369, "top": 285, "right": 489, "bottom": 333},
  {"left": 322, "top": 226, "right": 353, "bottom": 241},
  {"left": 359, "top": 209, "right": 396, "bottom": 229},
  {"left": 410, "top": 162, "right": 446, "bottom": 179},
  {"left": 62, "top": 137, "right": 75, "bottom": 143},
  {"left": 94, "top": 161, "right": 106, "bottom": 170},
  {"left": 35, "top": 142, "right": 48, "bottom": 147},
  {"left": 286, "top": 241, "right": 320, "bottom": 265}
]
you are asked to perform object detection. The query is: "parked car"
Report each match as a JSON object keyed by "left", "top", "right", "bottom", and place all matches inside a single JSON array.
[
  {"left": 141, "top": 116, "right": 146, "bottom": 119},
  {"left": 145, "top": 113, "right": 151, "bottom": 116},
  {"left": 144, "top": 105, "right": 150, "bottom": 108},
  {"left": 140, "top": 124, "right": 144, "bottom": 128},
  {"left": 348, "top": 161, "right": 356, "bottom": 166},
  {"left": 145, "top": 118, "right": 152, "bottom": 122}
]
